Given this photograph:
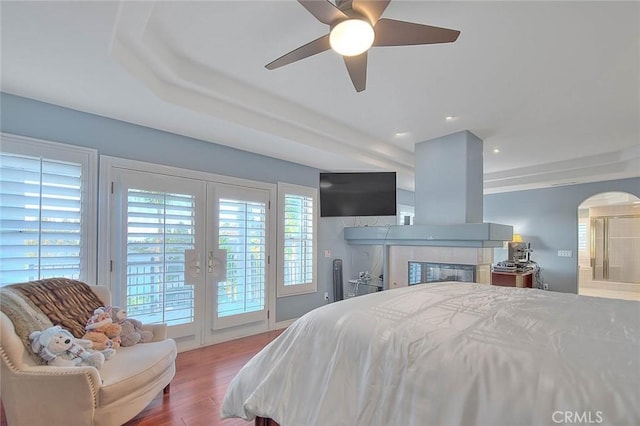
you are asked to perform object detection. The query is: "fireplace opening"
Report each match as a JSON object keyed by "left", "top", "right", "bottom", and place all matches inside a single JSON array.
[{"left": 408, "top": 261, "right": 476, "bottom": 285}]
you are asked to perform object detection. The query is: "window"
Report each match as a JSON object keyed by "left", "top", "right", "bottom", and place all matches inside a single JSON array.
[
  {"left": 0, "top": 134, "right": 97, "bottom": 286},
  {"left": 277, "top": 183, "right": 317, "bottom": 297}
]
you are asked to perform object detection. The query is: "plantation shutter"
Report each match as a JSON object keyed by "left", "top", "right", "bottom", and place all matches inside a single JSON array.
[
  {"left": 125, "top": 189, "right": 197, "bottom": 326},
  {"left": 217, "top": 198, "right": 266, "bottom": 318},
  {"left": 277, "top": 183, "right": 317, "bottom": 296},
  {"left": 283, "top": 194, "right": 314, "bottom": 286},
  {"left": 0, "top": 152, "right": 84, "bottom": 285}
]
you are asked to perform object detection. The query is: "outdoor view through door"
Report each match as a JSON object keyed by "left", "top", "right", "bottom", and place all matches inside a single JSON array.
[
  {"left": 216, "top": 197, "right": 266, "bottom": 321},
  {"left": 126, "top": 189, "right": 196, "bottom": 327}
]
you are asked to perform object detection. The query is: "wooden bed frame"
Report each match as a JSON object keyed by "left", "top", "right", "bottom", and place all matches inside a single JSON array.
[{"left": 255, "top": 417, "right": 279, "bottom": 426}]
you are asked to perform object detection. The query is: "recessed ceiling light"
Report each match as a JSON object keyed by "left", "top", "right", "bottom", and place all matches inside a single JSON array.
[
  {"left": 445, "top": 116, "right": 455, "bottom": 121},
  {"left": 493, "top": 148, "right": 500, "bottom": 153},
  {"left": 394, "top": 131, "right": 410, "bottom": 137}
]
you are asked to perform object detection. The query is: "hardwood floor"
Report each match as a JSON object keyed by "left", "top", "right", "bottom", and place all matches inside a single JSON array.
[{"left": 0, "top": 329, "right": 284, "bottom": 426}]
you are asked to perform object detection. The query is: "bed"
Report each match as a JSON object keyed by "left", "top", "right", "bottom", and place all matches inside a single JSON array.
[{"left": 221, "top": 283, "right": 640, "bottom": 426}]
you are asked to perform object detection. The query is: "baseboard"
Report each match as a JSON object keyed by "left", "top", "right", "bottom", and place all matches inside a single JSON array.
[{"left": 274, "top": 318, "right": 298, "bottom": 330}]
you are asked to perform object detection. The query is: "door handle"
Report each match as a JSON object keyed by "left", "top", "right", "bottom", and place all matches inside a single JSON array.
[
  {"left": 209, "top": 249, "right": 228, "bottom": 281},
  {"left": 184, "top": 249, "right": 200, "bottom": 285}
]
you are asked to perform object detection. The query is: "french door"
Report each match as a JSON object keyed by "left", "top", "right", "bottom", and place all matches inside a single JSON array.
[
  {"left": 106, "top": 165, "right": 272, "bottom": 347},
  {"left": 206, "top": 184, "right": 269, "bottom": 334}
]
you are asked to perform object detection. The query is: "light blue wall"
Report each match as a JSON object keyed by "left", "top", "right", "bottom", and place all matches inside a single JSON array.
[
  {"left": 0, "top": 92, "right": 325, "bottom": 322},
  {"left": 0, "top": 93, "right": 317, "bottom": 187},
  {"left": 397, "top": 189, "right": 414, "bottom": 206},
  {"left": 390, "top": 178, "right": 640, "bottom": 294},
  {"left": 484, "top": 178, "right": 640, "bottom": 294},
  {"left": 414, "top": 131, "right": 483, "bottom": 224},
  {"left": 323, "top": 177, "right": 640, "bottom": 298},
  {"left": 6, "top": 92, "right": 634, "bottom": 320}
]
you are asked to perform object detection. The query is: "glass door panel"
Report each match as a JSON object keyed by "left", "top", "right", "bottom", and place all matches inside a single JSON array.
[
  {"left": 209, "top": 184, "right": 268, "bottom": 330},
  {"left": 126, "top": 189, "right": 196, "bottom": 326},
  {"left": 592, "top": 217, "right": 605, "bottom": 281},
  {"left": 591, "top": 215, "right": 640, "bottom": 284},
  {"left": 114, "top": 170, "right": 205, "bottom": 341},
  {"left": 607, "top": 216, "right": 640, "bottom": 283}
]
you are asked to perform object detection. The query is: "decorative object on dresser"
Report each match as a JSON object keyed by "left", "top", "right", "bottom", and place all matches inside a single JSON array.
[{"left": 492, "top": 235, "right": 543, "bottom": 288}]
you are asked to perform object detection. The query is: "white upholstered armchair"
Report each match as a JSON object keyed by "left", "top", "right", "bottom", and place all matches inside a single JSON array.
[{"left": 0, "top": 279, "right": 177, "bottom": 426}]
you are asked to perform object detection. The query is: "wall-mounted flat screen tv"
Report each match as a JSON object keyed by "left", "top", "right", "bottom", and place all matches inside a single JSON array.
[{"left": 319, "top": 172, "right": 397, "bottom": 217}]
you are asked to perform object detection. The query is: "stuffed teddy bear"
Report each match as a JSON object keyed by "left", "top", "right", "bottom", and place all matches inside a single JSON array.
[
  {"left": 29, "top": 325, "right": 115, "bottom": 369},
  {"left": 109, "top": 306, "right": 153, "bottom": 347},
  {"left": 82, "top": 307, "right": 122, "bottom": 350}
]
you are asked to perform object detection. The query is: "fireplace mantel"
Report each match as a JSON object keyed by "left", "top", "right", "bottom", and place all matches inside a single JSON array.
[{"left": 344, "top": 223, "right": 512, "bottom": 248}]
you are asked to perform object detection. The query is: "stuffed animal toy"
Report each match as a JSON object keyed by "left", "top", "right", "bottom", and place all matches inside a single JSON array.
[
  {"left": 29, "top": 325, "right": 115, "bottom": 369},
  {"left": 82, "top": 307, "right": 122, "bottom": 350},
  {"left": 109, "top": 306, "right": 153, "bottom": 347}
]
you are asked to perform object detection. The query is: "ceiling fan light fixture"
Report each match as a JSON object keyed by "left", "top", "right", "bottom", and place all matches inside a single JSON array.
[{"left": 329, "top": 19, "right": 374, "bottom": 56}]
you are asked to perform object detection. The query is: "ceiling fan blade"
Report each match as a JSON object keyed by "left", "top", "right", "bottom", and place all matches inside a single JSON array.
[
  {"left": 373, "top": 18, "right": 460, "bottom": 46},
  {"left": 265, "top": 34, "right": 331, "bottom": 70},
  {"left": 351, "top": 0, "right": 390, "bottom": 25},
  {"left": 298, "top": 0, "right": 348, "bottom": 25},
  {"left": 343, "top": 52, "right": 367, "bottom": 92}
]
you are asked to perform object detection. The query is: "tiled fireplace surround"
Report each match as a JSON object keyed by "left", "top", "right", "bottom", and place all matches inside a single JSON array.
[{"left": 387, "top": 246, "right": 494, "bottom": 289}]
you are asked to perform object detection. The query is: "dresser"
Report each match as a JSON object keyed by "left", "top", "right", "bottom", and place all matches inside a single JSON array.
[{"left": 491, "top": 270, "right": 534, "bottom": 288}]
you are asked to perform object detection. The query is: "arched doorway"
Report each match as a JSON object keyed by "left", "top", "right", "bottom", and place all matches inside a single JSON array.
[{"left": 578, "top": 192, "right": 640, "bottom": 301}]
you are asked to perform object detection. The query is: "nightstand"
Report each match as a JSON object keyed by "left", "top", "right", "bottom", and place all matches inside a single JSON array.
[{"left": 491, "top": 270, "right": 534, "bottom": 288}]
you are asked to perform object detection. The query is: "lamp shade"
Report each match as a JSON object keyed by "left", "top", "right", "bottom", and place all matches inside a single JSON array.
[{"left": 329, "top": 19, "right": 374, "bottom": 56}]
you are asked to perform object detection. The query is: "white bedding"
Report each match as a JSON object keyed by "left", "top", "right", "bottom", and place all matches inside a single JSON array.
[{"left": 222, "top": 283, "right": 640, "bottom": 426}]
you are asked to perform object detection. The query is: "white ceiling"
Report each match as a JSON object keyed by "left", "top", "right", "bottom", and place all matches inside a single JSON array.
[{"left": 1, "top": 1, "right": 638, "bottom": 193}]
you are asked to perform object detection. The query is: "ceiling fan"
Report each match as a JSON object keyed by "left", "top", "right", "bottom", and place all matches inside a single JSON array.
[{"left": 265, "top": 0, "right": 460, "bottom": 92}]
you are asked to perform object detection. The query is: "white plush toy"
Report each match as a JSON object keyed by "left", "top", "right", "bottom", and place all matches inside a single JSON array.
[{"left": 29, "top": 325, "right": 116, "bottom": 369}]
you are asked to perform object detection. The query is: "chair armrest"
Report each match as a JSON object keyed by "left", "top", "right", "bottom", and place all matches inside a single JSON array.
[
  {"left": 2, "top": 366, "right": 102, "bottom": 424},
  {"left": 142, "top": 323, "right": 168, "bottom": 341},
  {"left": 24, "top": 364, "right": 103, "bottom": 387}
]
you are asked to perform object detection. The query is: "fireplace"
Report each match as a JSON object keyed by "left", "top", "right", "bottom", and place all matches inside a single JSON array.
[
  {"left": 388, "top": 246, "right": 493, "bottom": 288},
  {"left": 409, "top": 261, "right": 476, "bottom": 285}
]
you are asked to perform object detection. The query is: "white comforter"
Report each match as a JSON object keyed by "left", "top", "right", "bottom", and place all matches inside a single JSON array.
[{"left": 222, "top": 283, "right": 640, "bottom": 426}]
